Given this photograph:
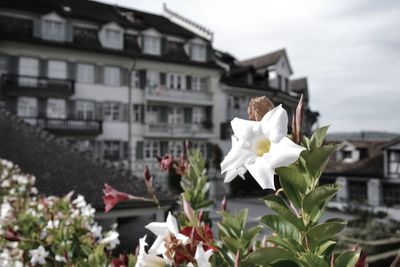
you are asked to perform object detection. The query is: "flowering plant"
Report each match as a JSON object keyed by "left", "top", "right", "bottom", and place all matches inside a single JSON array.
[{"left": 0, "top": 159, "right": 120, "bottom": 266}]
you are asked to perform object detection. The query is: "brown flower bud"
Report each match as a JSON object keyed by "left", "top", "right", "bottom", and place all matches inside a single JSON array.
[{"left": 247, "top": 96, "right": 275, "bottom": 121}]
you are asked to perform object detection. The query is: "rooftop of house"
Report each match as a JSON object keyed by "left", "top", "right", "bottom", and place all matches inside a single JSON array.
[
  {"left": 0, "top": 109, "right": 174, "bottom": 210},
  {"left": 238, "top": 49, "right": 287, "bottom": 69}
]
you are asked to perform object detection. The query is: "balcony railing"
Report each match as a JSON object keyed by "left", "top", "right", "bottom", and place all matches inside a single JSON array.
[
  {"left": 1, "top": 74, "right": 75, "bottom": 97},
  {"left": 145, "top": 86, "right": 212, "bottom": 105},
  {"left": 146, "top": 123, "right": 212, "bottom": 137},
  {"left": 22, "top": 117, "right": 102, "bottom": 135}
]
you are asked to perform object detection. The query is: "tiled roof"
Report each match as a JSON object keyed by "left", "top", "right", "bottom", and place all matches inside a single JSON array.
[
  {"left": 238, "top": 49, "right": 286, "bottom": 69},
  {"left": 290, "top": 78, "right": 307, "bottom": 92},
  {"left": 0, "top": 109, "right": 174, "bottom": 210}
]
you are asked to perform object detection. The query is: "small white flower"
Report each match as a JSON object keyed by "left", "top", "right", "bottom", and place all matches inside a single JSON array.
[
  {"left": 188, "top": 244, "right": 213, "bottom": 267},
  {"left": 99, "top": 231, "right": 120, "bottom": 250},
  {"left": 81, "top": 204, "right": 95, "bottom": 217},
  {"left": 29, "top": 245, "right": 49, "bottom": 265},
  {"left": 89, "top": 223, "right": 103, "bottom": 239},
  {"left": 46, "top": 220, "right": 60, "bottom": 229},
  {"left": 72, "top": 195, "right": 87, "bottom": 208},
  {"left": 0, "top": 202, "right": 12, "bottom": 223},
  {"left": 135, "top": 235, "right": 167, "bottom": 267},
  {"left": 221, "top": 105, "right": 305, "bottom": 190},
  {"left": 145, "top": 212, "right": 189, "bottom": 256},
  {"left": 55, "top": 254, "right": 67, "bottom": 263}
]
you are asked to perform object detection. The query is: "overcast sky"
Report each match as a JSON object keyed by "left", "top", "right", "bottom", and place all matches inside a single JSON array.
[{"left": 103, "top": 0, "right": 400, "bottom": 133}]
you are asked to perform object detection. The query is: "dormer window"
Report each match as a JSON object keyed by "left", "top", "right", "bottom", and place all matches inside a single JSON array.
[
  {"left": 143, "top": 35, "right": 161, "bottom": 55},
  {"left": 41, "top": 13, "right": 66, "bottom": 41},
  {"left": 99, "top": 22, "right": 123, "bottom": 50},
  {"left": 191, "top": 43, "right": 206, "bottom": 62}
]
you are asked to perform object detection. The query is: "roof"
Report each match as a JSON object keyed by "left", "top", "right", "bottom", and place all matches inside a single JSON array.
[
  {"left": 381, "top": 136, "right": 400, "bottom": 149},
  {"left": 0, "top": 109, "right": 174, "bottom": 210},
  {"left": 290, "top": 78, "right": 308, "bottom": 92},
  {"left": 1, "top": 0, "right": 198, "bottom": 39},
  {"left": 238, "top": 49, "right": 290, "bottom": 70}
]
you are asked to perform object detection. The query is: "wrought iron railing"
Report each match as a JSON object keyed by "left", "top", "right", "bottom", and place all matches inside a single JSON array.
[{"left": 22, "top": 117, "right": 102, "bottom": 134}]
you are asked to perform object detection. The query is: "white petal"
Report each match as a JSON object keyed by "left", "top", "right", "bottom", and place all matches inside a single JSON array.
[
  {"left": 176, "top": 233, "right": 189, "bottom": 244},
  {"left": 142, "top": 254, "right": 166, "bottom": 267},
  {"left": 166, "top": 212, "right": 179, "bottom": 236},
  {"left": 267, "top": 137, "right": 305, "bottom": 169},
  {"left": 194, "top": 244, "right": 213, "bottom": 267},
  {"left": 145, "top": 222, "right": 168, "bottom": 236},
  {"left": 224, "top": 167, "right": 247, "bottom": 183},
  {"left": 220, "top": 139, "right": 254, "bottom": 173},
  {"left": 148, "top": 236, "right": 166, "bottom": 255},
  {"left": 245, "top": 156, "right": 275, "bottom": 190},
  {"left": 260, "top": 105, "right": 288, "bottom": 143},
  {"left": 231, "top": 118, "right": 259, "bottom": 141}
]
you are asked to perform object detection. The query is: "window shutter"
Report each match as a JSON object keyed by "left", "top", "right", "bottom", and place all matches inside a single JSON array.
[
  {"left": 39, "top": 59, "right": 48, "bottom": 77},
  {"left": 206, "top": 44, "right": 213, "bottom": 62},
  {"left": 65, "top": 22, "right": 73, "bottom": 42},
  {"left": 94, "top": 65, "right": 103, "bottom": 84},
  {"left": 160, "top": 72, "right": 166, "bottom": 86},
  {"left": 9, "top": 56, "right": 19, "bottom": 74},
  {"left": 220, "top": 122, "right": 228, "bottom": 140},
  {"left": 206, "top": 142, "right": 212, "bottom": 159},
  {"left": 67, "top": 100, "right": 75, "bottom": 119},
  {"left": 33, "top": 19, "right": 42, "bottom": 38},
  {"left": 121, "top": 68, "right": 128, "bottom": 86},
  {"left": 122, "top": 141, "right": 129, "bottom": 160},
  {"left": 95, "top": 102, "right": 103, "bottom": 120},
  {"left": 136, "top": 141, "right": 144, "bottom": 159},
  {"left": 184, "top": 108, "right": 192, "bottom": 124},
  {"left": 159, "top": 106, "right": 168, "bottom": 123},
  {"left": 140, "top": 104, "right": 145, "bottom": 123},
  {"left": 139, "top": 70, "right": 147, "bottom": 89},
  {"left": 161, "top": 37, "right": 167, "bottom": 55},
  {"left": 6, "top": 96, "right": 17, "bottom": 114},
  {"left": 94, "top": 141, "right": 103, "bottom": 159},
  {"left": 186, "top": 75, "right": 192, "bottom": 90},
  {"left": 183, "top": 42, "right": 190, "bottom": 57},
  {"left": 121, "top": 103, "right": 129, "bottom": 122},
  {"left": 160, "top": 141, "right": 168, "bottom": 156},
  {"left": 67, "top": 62, "right": 76, "bottom": 80},
  {"left": 38, "top": 97, "right": 47, "bottom": 118}
]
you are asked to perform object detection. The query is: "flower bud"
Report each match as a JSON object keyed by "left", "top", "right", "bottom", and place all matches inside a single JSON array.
[
  {"left": 156, "top": 155, "right": 175, "bottom": 172},
  {"left": 102, "top": 184, "right": 131, "bottom": 213},
  {"left": 144, "top": 165, "right": 152, "bottom": 182},
  {"left": 221, "top": 195, "right": 227, "bottom": 212},
  {"left": 247, "top": 96, "right": 275, "bottom": 121}
]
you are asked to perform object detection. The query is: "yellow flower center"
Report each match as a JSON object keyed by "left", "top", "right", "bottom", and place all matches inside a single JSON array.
[{"left": 255, "top": 138, "right": 271, "bottom": 156}]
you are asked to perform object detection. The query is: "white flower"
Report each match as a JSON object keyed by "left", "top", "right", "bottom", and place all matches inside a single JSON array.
[
  {"left": 188, "top": 244, "right": 213, "bottom": 267},
  {"left": 221, "top": 105, "right": 305, "bottom": 190},
  {"left": 29, "top": 245, "right": 49, "bottom": 265},
  {"left": 88, "top": 223, "right": 103, "bottom": 239},
  {"left": 0, "top": 249, "right": 11, "bottom": 267},
  {"left": 72, "top": 195, "right": 87, "bottom": 208},
  {"left": 80, "top": 204, "right": 95, "bottom": 218},
  {"left": 0, "top": 202, "right": 12, "bottom": 223},
  {"left": 135, "top": 235, "right": 167, "bottom": 267},
  {"left": 145, "top": 212, "right": 189, "bottom": 255},
  {"left": 55, "top": 255, "right": 67, "bottom": 263},
  {"left": 99, "top": 231, "right": 120, "bottom": 250},
  {"left": 46, "top": 220, "right": 60, "bottom": 229}
]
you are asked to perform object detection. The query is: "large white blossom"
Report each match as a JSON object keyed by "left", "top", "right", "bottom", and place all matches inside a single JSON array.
[
  {"left": 29, "top": 245, "right": 49, "bottom": 265},
  {"left": 221, "top": 105, "right": 305, "bottom": 190},
  {"left": 145, "top": 212, "right": 189, "bottom": 256},
  {"left": 135, "top": 235, "right": 167, "bottom": 267},
  {"left": 188, "top": 244, "right": 213, "bottom": 267}
]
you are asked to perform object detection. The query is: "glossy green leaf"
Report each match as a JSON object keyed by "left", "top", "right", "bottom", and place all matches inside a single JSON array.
[
  {"left": 306, "top": 145, "right": 338, "bottom": 178},
  {"left": 244, "top": 247, "right": 297, "bottom": 266},
  {"left": 260, "top": 214, "right": 301, "bottom": 241},
  {"left": 314, "top": 240, "right": 337, "bottom": 257},
  {"left": 268, "top": 235, "right": 305, "bottom": 252},
  {"left": 279, "top": 176, "right": 302, "bottom": 209},
  {"left": 335, "top": 251, "right": 360, "bottom": 267},
  {"left": 303, "top": 184, "right": 340, "bottom": 224},
  {"left": 263, "top": 194, "right": 304, "bottom": 230},
  {"left": 310, "top": 126, "right": 330, "bottom": 150},
  {"left": 276, "top": 165, "right": 308, "bottom": 193},
  {"left": 307, "top": 219, "right": 346, "bottom": 249},
  {"left": 301, "top": 253, "right": 329, "bottom": 267}
]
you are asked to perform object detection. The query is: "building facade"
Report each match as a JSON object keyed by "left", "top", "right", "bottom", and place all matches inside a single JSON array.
[{"left": 0, "top": 0, "right": 319, "bottom": 190}]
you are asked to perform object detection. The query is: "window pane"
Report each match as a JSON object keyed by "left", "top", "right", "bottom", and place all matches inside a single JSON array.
[
  {"left": 17, "top": 97, "right": 38, "bottom": 117},
  {"left": 19, "top": 58, "right": 39, "bottom": 76},
  {"left": 47, "top": 98, "right": 66, "bottom": 118},
  {"left": 144, "top": 35, "right": 160, "bottom": 55},
  {"left": 77, "top": 64, "right": 94, "bottom": 83},
  {"left": 104, "top": 67, "right": 121, "bottom": 86},
  {"left": 48, "top": 60, "right": 67, "bottom": 79},
  {"left": 43, "top": 20, "right": 64, "bottom": 41}
]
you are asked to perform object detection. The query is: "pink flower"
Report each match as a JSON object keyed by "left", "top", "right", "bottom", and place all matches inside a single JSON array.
[
  {"left": 102, "top": 184, "right": 130, "bottom": 213},
  {"left": 156, "top": 154, "right": 175, "bottom": 172},
  {"left": 176, "top": 153, "right": 189, "bottom": 176}
]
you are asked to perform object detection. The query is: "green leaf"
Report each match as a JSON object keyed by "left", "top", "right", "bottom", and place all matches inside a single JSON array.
[
  {"left": 268, "top": 236, "right": 305, "bottom": 252},
  {"left": 310, "top": 126, "right": 330, "bottom": 150},
  {"left": 263, "top": 194, "right": 304, "bottom": 230},
  {"left": 314, "top": 240, "right": 337, "bottom": 257},
  {"left": 303, "top": 184, "right": 340, "bottom": 224},
  {"left": 270, "top": 260, "right": 300, "bottom": 267},
  {"left": 244, "top": 247, "right": 297, "bottom": 266},
  {"left": 279, "top": 176, "right": 302, "bottom": 209},
  {"left": 307, "top": 219, "right": 347, "bottom": 249},
  {"left": 335, "top": 251, "right": 360, "bottom": 267},
  {"left": 276, "top": 165, "right": 308, "bottom": 193},
  {"left": 306, "top": 145, "right": 338, "bottom": 178},
  {"left": 260, "top": 215, "right": 301, "bottom": 241},
  {"left": 301, "top": 253, "right": 329, "bottom": 267},
  {"left": 221, "top": 236, "right": 242, "bottom": 252}
]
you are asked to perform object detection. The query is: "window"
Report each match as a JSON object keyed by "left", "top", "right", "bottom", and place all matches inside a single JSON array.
[
  {"left": 342, "top": 151, "right": 352, "bottom": 159},
  {"left": 0, "top": 55, "right": 7, "bottom": 77},
  {"left": 48, "top": 60, "right": 67, "bottom": 79},
  {"left": 103, "top": 141, "right": 120, "bottom": 160},
  {"left": 144, "top": 141, "right": 160, "bottom": 159},
  {"left": 147, "top": 70, "right": 159, "bottom": 89},
  {"left": 168, "top": 107, "right": 183, "bottom": 124},
  {"left": 103, "top": 102, "right": 120, "bottom": 121},
  {"left": 76, "top": 101, "right": 95, "bottom": 120},
  {"left": 168, "top": 141, "right": 183, "bottom": 158},
  {"left": 193, "top": 107, "right": 205, "bottom": 124},
  {"left": 19, "top": 57, "right": 39, "bottom": 76},
  {"left": 167, "top": 73, "right": 185, "bottom": 90},
  {"left": 143, "top": 35, "right": 161, "bottom": 55},
  {"left": 389, "top": 150, "right": 400, "bottom": 175},
  {"left": 104, "top": 66, "right": 121, "bottom": 86},
  {"left": 104, "top": 28, "right": 122, "bottom": 49},
  {"left": 17, "top": 97, "right": 38, "bottom": 117},
  {"left": 132, "top": 104, "right": 142, "bottom": 122},
  {"left": 76, "top": 63, "right": 94, "bottom": 83},
  {"left": 192, "top": 141, "right": 206, "bottom": 158},
  {"left": 191, "top": 44, "right": 206, "bottom": 62},
  {"left": 233, "top": 96, "right": 240, "bottom": 109},
  {"left": 43, "top": 20, "right": 65, "bottom": 41},
  {"left": 47, "top": 98, "right": 66, "bottom": 118}
]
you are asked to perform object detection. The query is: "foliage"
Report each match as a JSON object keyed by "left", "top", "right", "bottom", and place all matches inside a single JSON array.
[{"left": 0, "top": 159, "right": 123, "bottom": 266}]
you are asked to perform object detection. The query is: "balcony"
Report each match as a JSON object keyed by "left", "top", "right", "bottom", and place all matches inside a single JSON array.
[
  {"left": 145, "top": 123, "right": 213, "bottom": 138},
  {"left": 145, "top": 86, "right": 212, "bottom": 105},
  {"left": 1, "top": 74, "right": 75, "bottom": 98},
  {"left": 22, "top": 117, "right": 102, "bottom": 135}
]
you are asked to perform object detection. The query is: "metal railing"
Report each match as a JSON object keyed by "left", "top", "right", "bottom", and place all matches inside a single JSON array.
[
  {"left": 1, "top": 74, "right": 75, "bottom": 96},
  {"left": 147, "top": 123, "right": 212, "bottom": 136},
  {"left": 145, "top": 86, "right": 212, "bottom": 103},
  {"left": 22, "top": 117, "right": 102, "bottom": 134}
]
